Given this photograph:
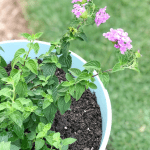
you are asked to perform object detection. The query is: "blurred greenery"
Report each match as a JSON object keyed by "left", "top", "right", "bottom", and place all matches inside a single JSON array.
[{"left": 21, "top": 0, "right": 150, "bottom": 149}]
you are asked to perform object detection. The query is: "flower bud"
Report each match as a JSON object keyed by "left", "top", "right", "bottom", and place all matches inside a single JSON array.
[{"left": 135, "top": 50, "right": 142, "bottom": 58}]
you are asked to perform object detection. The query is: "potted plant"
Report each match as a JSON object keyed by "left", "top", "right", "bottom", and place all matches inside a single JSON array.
[{"left": 0, "top": 0, "right": 141, "bottom": 150}]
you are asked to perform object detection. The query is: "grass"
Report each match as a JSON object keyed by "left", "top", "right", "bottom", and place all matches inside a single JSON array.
[{"left": 21, "top": 0, "right": 150, "bottom": 149}]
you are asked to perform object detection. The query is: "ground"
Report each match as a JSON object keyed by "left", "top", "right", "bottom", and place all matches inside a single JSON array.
[{"left": 0, "top": 0, "right": 31, "bottom": 41}]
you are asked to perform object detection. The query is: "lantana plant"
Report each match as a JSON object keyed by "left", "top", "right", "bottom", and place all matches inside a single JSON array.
[{"left": 0, "top": 0, "right": 141, "bottom": 150}]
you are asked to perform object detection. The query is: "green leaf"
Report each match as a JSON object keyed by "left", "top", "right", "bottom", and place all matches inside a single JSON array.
[
  {"left": 68, "top": 68, "right": 81, "bottom": 77},
  {"left": 17, "top": 98, "right": 32, "bottom": 105},
  {"left": 58, "top": 97, "right": 71, "bottom": 115},
  {"left": 15, "top": 81, "right": 27, "bottom": 97},
  {"left": 13, "top": 124, "right": 24, "bottom": 139},
  {"left": 36, "top": 131, "right": 46, "bottom": 139},
  {"left": 0, "top": 131, "right": 8, "bottom": 142},
  {"left": 51, "top": 55, "right": 58, "bottom": 64},
  {"left": 21, "top": 33, "right": 31, "bottom": 39},
  {"left": 11, "top": 48, "right": 25, "bottom": 68},
  {"left": 43, "top": 103, "right": 57, "bottom": 123},
  {"left": 9, "top": 111, "right": 23, "bottom": 127},
  {"left": 0, "top": 88, "right": 12, "bottom": 99},
  {"left": 0, "top": 66, "right": 8, "bottom": 78},
  {"left": 0, "top": 56, "right": 7, "bottom": 67},
  {"left": 25, "top": 72, "right": 36, "bottom": 83},
  {"left": 10, "top": 140, "right": 21, "bottom": 150},
  {"left": 25, "top": 59, "right": 38, "bottom": 75},
  {"left": 89, "top": 82, "right": 97, "bottom": 89},
  {"left": 65, "top": 73, "right": 73, "bottom": 81},
  {"left": 34, "top": 32, "right": 43, "bottom": 39},
  {"left": 61, "top": 81, "right": 71, "bottom": 87},
  {"left": 35, "top": 139, "right": 45, "bottom": 150},
  {"left": 61, "top": 42, "right": 70, "bottom": 58},
  {"left": 76, "top": 72, "right": 91, "bottom": 83},
  {"left": 33, "top": 43, "right": 40, "bottom": 54},
  {"left": 48, "top": 45, "right": 55, "bottom": 53},
  {"left": 78, "top": 32, "right": 87, "bottom": 42},
  {"left": 41, "top": 63, "right": 56, "bottom": 77},
  {"left": 83, "top": 61, "right": 101, "bottom": 70},
  {"left": 53, "top": 132, "right": 60, "bottom": 141},
  {"left": 12, "top": 70, "right": 21, "bottom": 86},
  {"left": 43, "top": 123, "right": 51, "bottom": 133},
  {"left": 0, "top": 46, "right": 5, "bottom": 52},
  {"left": 0, "top": 141, "right": 11, "bottom": 150},
  {"left": 12, "top": 100, "right": 24, "bottom": 112},
  {"left": 21, "top": 136, "right": 31, "bottom": 149},
  {"left": 62, "top": 137, "right": 77, "bottom": 146},
  {"left": 98, "top": 72, "right": 109, "bottom": 88},
  {"left": 37, "top": 122, "right": 45, "bottom": 133},
  {"left": 112, "top": 62, "right": 124, "bottom": 72},
  {"left": 64, "top": 94, "right": 71, "bottom": 103},
  {"left": 75, "top": 83, "right": 85, "bottom": 101},
  {"left": 59, "top": 54, "right": 72, "bottom": 69},
  {"left": 27, "top": 131, "right": 36, "bottom": 140},
  {"left": 56, "top": 63, "right": 61, "bottom": 68},
  {"left": 43, "top": 99, "right": 51, "bottom": 109}
]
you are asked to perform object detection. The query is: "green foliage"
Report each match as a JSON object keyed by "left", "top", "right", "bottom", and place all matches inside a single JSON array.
[{"left": 0, "top": 0, "right": 142, "bottom": 149}]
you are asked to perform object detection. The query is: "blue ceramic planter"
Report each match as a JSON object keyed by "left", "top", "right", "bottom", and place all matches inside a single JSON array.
[{"left": 0, "top": 40, "right": 112, "bottom": 150}]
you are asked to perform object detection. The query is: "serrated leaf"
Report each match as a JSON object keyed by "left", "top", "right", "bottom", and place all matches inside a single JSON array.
[
  {"left": 0, "top": 56, "right": 7, "bottom": 67},
  {"left": 65, "top": 73, "right": 73, "bottom": 81},
  {"left": 27, "top": 131, "right": 36, "bottom": 140},
  {"left": 34, "top": 32, "right": 43, "bottom": 39},
  {"left": 98, "top": 72, "right": 109, "bottom": 88},
  {"left": 0, "top": 141, "right": 11, "bottom": 150},
  {"left": 41, "top": 63, "right": 56, "bottom": 77},
  {"left": 64, "top": 94, "right": 71, "bottom": 103},
  {"left": 10, "top": 111, "right": 23, "bottom": 127},
  {"left": 36, "top": 131, "right": 45, "bottom": 139},
  {"left": 21, "top": 33, "right": 31, "bottom": 39},
  {"left": 78, "top": 32, "right": 87, "bottom": 42},
  {"left": 25, "top": 72, "right": 36, "bottom": 83},
  {"left": 83, "top": 61, "right": 101, "bottom": 70},
  {"left": 43, "top": 103, "right": 57, "bottom": 123},
  {"left": 33, "top": 43, "right": 40, "bottom": 54},
  {"left": 68, "top": 68, "right": 81, "bottom": 77},
  {"left": 0, "top": 66, "right": 8, "bottom": 78},
  {"left": 43, "top": 99, "right": 51, "bottom": 109},
  {"left": 25, "top": 59, "right": 38, "bottom": 75},
  {"left": 76, "top": 72, "right": 91, "bottom": 83},
  {"left": 89, "top": 82, "right": 97, "bottom": 89},
  {"left": 0, "top": 88, "right": 12, "bottom": 99},
  {"left": 0, "top": 131, "right": 8, "bottom": 142},
  {"left": 59, "top": 54, "right": 72, "bottom": 69},
  {"left": 58, "top": 97, "right": 71, "bottom": 115},
  {"left": 75, "top": 83, "right": 85, "bottom": 101},
  {"left": 15, "top": 81, "right": 27, "bottom": 97},
  {"left": 17, "top": 98, "right": 32, "bottom": 105},
  {"left": 61, "top": 42, "right": 70, "bottom": 58},
  {"left": 62, "top": 137, "right": 77, "bottom": 146},
  {"left": 37, "top": 122, "right": 45, "bottom": 133},
  {"left": 12, "top": 100, "right": 24, "bottom": 112},
  {"left": 13, "top": 124, "right": 24, "bottom": 139},
  {"left": 112, "top": 62, "right": 124, "bottom": 72},
  {"left": 35, "top": 139, "right": 45, "bottom": 150},
  {"left": 48, "top": 45, "right": 55, "bottom": 53}
]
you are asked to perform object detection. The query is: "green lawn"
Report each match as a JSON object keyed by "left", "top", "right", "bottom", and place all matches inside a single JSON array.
[{"left": 21, "top": 0, "right": 150, "bottom": 149}]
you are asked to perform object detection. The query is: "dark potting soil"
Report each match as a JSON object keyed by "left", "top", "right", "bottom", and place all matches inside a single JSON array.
[{"left": 3, "top": 58, "right": 102, "bottom": 150}]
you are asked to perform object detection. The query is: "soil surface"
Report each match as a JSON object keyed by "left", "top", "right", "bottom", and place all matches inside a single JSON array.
[
  {"left": 0, "top": 0, "right": 32, "bottom": 41},
  {"left": 3, "top": 59, "right": 102, "bottom": 150}
]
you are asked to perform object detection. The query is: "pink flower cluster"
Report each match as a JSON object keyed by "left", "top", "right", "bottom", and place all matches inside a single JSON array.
[
  {"left": 95, "top": 6, "right": 110, "bottom": 27},
  {"left": 103, "top": 28, "right": 133, "bottom": 54},
  {"left": 72, "top": 4, "right": 87, "bottom": 18},
  {"left": 71, "top": 0, "right": 90, "bottom": 3}
]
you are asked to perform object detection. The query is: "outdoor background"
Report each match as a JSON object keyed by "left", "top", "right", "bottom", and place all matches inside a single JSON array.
[{"left": 0, "top": 0, "right": 150, "bottom": 149}]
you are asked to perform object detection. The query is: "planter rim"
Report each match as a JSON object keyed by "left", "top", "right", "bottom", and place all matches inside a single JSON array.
[{"left": 0, "top": 40, "right": 112, "bottom": 150}]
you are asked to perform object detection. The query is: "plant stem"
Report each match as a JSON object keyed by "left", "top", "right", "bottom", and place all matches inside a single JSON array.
[
  {"left": 77, "top": 19, "right": 87, "bottom": 30},
  {"left": 103, "top": 69, "right": 112, "bottom": 73}
]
